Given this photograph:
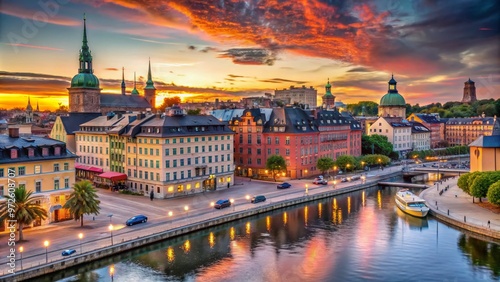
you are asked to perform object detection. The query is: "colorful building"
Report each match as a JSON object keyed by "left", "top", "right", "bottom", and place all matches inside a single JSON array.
[
  {"left": 407, "top": 113, "right": 444, "bottom": 148},
  {"left": 469, "top": 117, "right": 500, "bottom": 172},
  {"left": 0, "top": 128, "right": 77, "bottom": 231}
]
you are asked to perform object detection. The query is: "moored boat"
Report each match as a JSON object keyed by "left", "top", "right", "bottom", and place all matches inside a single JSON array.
[{"left": 395, "top": 189, "right": 429, "bottom": 218}]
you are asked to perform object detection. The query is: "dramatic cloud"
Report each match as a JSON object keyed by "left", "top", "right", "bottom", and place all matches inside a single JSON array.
[
  {"left": 218, "top": 48, "right": 278, "bottom": 66},
  {"left": 259, "top": 78, "right": 308, "bottom": 84}
]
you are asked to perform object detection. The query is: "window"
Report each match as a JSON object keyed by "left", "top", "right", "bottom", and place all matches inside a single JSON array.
[
  {"left": 275, "top": 137, "right": 279, "bottom": 145},
  {"left": 285, "top": 137, "right": 290, "bottom": 145},
  {"left": 18, "top": 167, "right": 25, "bottom": 176},
  {"left": 54, "top": 179, "right": 60, "bottom": 190},
  {"left": 54, "top": 164, "right": 60, "bottom": 172},
  {"left": 0, "top": 185, "right": 4, "bottom": 197},
  {"left": 64, "top": 178, "right": 69, "bottom": 188},
  {"left": 166, "top": 173, "right": 170, "bottom": 181},
  {"left": 10, "top": 149, "right": 18, "bottom": 159},
  {"left": 267, "top": 137, "right": 271, "bottom": 145},
  {"left": 0, "top": 169, "right": 3, "bottom": 178},
  {"left": 165, "top": 149, "right": 169, "bottom": 156},
  {"left": 165, "top": 160, "right": 170, "bottom": 168},
  {"left": 34, "top": 182, "right": 41, "bottom": 193},
  {"left": 64, "top": 163, "right": 69, "bottom": 170}
]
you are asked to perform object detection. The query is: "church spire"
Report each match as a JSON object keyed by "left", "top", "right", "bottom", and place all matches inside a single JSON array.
[
  {"left": 121, "top": 67, "right": 126, "bottom": 95},
  {"left": 131, "top": 72, "right": 139, "bottom": 95},
  {"left": 145, "top": 58, "right": 156, "bottom": 90},
  {"left": 26, "top": 96, "right": 32, "bottom": 111},
  {"left": 36, "top": 101, "right": 39, "bottom": 111},
  {"left": 78, "top": 13, "right": 93, "bottom": 74}
]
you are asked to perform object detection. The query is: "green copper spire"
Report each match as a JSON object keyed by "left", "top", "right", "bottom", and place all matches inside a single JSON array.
[
  {"left": 145, "top": 58, "right": 156, "bottom": 90},
  {"left": 131, "top": 72, "right": 139, "bottom": 95},
  {"left": 324, "top": 78, "right": 333, "bottom": 97},
  {"left": 71, "top": 14, "right": 99, "bottom": 88}
]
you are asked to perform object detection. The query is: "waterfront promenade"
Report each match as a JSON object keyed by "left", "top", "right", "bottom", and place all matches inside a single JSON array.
[{"left": 1, "top": 164, "right": 499, "bottom": 280}]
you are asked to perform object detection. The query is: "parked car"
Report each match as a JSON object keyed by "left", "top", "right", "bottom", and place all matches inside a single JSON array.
[
  {"left": 340, "top": 177, "right": 348, "bottom": 183},
  {"left": 277, "top": 182, "right": 292, "bottom": 189},
  {"left": 313, "top": 179, "right": 328, "bottom": 185},
  {"left": 126, "top": 215, "right": 148, "bottom": 226},
  {"left": 214, "top": 199, "right": 231, "bottom": 209},
  {"left": 251, "top": 195, "right": 266, "bottom": 203},
  {"left": 62, "top": 249, "right": 76, "bottom": 256}
]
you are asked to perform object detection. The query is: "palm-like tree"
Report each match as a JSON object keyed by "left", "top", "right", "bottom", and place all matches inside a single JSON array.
[
  {"left": 64, "top": 180, "right": 101, "bottom": 227},
  {"left": 0, "top": 187, "right": 47, "bottom": 241}
]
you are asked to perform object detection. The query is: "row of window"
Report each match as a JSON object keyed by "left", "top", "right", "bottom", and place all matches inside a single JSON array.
[
  {"left": 0, "top": 178, "right": 70, "bottom": 196},
  {"left": 0, "top": 163, "right": 70, "bottom": 177},
  {"left": 127, "top": 165, "right": 231, "bottom": 181}
]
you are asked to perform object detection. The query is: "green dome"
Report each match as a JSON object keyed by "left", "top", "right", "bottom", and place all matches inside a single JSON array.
[
  {"left": 380, "top": 93, "right": 405, "bottom": 106},
  {"left": 71, "top": 73, "right": 100, "bottom": 88}
]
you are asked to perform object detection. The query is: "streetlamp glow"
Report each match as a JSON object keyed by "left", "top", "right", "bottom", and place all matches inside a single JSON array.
[
  {"left": 210, "top": 202, "right": 215, "bottom": 208},
  {"left": 246, "top": 195, "right": 250, "bottom": 201},
  {"left": 168, "top": 211, "right": 173, "bottom": 217},
  {"left": 230, "top": 198, "right": 235, "bottom": 211},
  {"left": 19, "top": 246, "right": 23, "bottom": 270},
  {"left": 184, "top": 205, "right": 189, "bottom": 217},
  {"left": 43, "top": 240, "right": 49, "bottom": 263},
  {"left": 333, "top": 180, "right": 337, "bottom": 189},
  {"left": 78, "top": 233, "right": 83, "bottom": 253},
  {"left": 305, "top": 184, "right": 309, "bottom": 196},
  {"left": 109, "top": 224, "right": 114, "bottom": 245}
]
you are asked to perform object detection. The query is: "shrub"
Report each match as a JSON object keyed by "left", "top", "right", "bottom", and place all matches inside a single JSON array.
[{"left": 487, "top": 181, "right": 500, "bottom": 206}]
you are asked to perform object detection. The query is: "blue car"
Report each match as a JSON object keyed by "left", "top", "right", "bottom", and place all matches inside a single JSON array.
[
  {"left": 126, "top": 215, "right": 148, "bottom": 226},
  {"left": 214, "top": 199, "right": 231, "bottom": 209},
  {"left": 62, "top": 249, "right": 76, "bottom": 256},
  {"left": 277, "top": 182, "right": 291, "bottom": 189}
]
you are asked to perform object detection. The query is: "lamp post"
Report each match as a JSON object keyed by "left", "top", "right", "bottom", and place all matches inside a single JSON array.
[
  {"left": 305, "top": 184, "right": 309, "bottom": 196},
  {"left": 184, "top": 205, "right": 189, "bottom": 217},
  {"left": 378, "top": 158, "right": 382, "bottom": 170},
  {"left": 109, "top": 224, "right": 114, "bottom": 245},
  {"left": 230, "top": 198, "right": 235, "bottom": 211},
  {"left": 246, "top": 195, "right": 250, "bottom": 201},
  {"left": 109, "top": 265, "right": 115, "bottom": 282},
  {"left": 333, "top": 180, "right": 337, "bottom": 190},
  {"left": 19, "top": 246, "right": 23, "bottom": 270},
  {"left": 78, "top": 233, "right": 83, "bottom": 253},
  {"left": 346, "top": 163, "right": 350, "bottom": 173},
  {"left": 361, "top": 161, "right": 365, "bottom": 172},
  {"left": 43, "top": 240, "right": 49, "bottom": 263}
]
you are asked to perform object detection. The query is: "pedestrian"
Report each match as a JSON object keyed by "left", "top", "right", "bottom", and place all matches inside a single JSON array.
[
  {"left": 227, "top": 182, "right": 230, "bottom": 189},
  {"left": 488, "top": 220, "right": 490, "bottom": 228},
  {"left": 150, "top": 190, "right": 154, "bottom": 201}
]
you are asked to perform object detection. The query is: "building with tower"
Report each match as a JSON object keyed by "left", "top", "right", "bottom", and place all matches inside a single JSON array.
[
  {"left": 461, "top": 78, "right": 477, "bottom": 103},
  {"left": 378, "top": 75, "right": 406, "bottom": 118},
  {"left": 322, "top": 79, "right": 335, "bottom": 109},
  {"left": 68, "top": 16, "right": 156, "bottom": 114},
  {"left": 25, "top": 97, "right": 33, "bottom": 124},
  {"left": 274, "top": 85, "right": 317, "bottom": 108}
]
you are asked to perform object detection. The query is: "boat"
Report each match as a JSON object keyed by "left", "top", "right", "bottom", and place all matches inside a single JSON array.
[{"left": 395, "top": 189, "right": 429, "bottom": 218}]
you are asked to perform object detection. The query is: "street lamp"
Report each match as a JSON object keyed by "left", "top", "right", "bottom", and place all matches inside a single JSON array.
[
  {"left": 109, "top": 265, "right": 115, "bottom": 281},
  {"left": 346, "top": 163, "right": 350, "bottom": 172},
  {"left": 305, "top": 184, "right": 309, "bottom": 196},
  {"left": 78, "top": 233, "right": 83, "bottom": 253},
  {"left": 378, "top": 158, "right": 382, "bottom": 170},
  {"left": 43, "top": 240, "right": 49, "bottom": 263},
  {"left": 246, "top": 195, "right": 250, "bottom": 201},
  {"left": 109, "top": 224, "right": 114, "bottom": 245},
  {"left": 184, "top": 205, "right": 189, "bottom": 217},
  {"left": 19, "top": 246, "right": 23, "bottom": 270},
  {"left": 333, "top": 180, "right": 337, "bottom": 190},
  {"left": 333, "top": 166, "right": 337, "bottom": 178},
  {"left": 361, "top": 161, "right": 365, "bottom": 171},
  {"left": 230, "top": 198, "right": 235, "bottom": 211}
]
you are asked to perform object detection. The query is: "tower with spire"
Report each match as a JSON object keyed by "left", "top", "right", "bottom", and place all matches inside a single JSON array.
[
  {"left": 144, "top": 58, "right": 157, "bottom": 109},
  {"left": 322, "top": 78, "right": 336, "bottom": 109},
  {"left": 68, "top": 14, "right": 101, "bottom": 113},
  {"left": 131, "top": 72, "right": 139, "bottom": 95},
  {"left": 461, "top": 78, "right": 477, "bottom": 103},
  {"left": 121, "top": 67, "right": 126, "bottom": 95},
  {"left": 25, "top": 97, "right": 33, "bottom": 123},
  {"left": 378, "top": 74, "right": 406, "bottom": 118}
]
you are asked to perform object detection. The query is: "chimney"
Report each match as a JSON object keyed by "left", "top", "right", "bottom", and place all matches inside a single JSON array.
[{"left": 9, "top": 127, "right": 20, "bottom": 138}]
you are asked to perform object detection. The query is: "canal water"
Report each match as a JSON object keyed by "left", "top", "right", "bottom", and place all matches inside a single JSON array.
[{"left": 39, "top": 185, "right": 499, "bottom": 282}]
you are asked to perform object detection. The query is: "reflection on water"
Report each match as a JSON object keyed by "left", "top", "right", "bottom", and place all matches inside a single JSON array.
[{"left": 39, "top": 185, "right": 499, "bottom": 282}]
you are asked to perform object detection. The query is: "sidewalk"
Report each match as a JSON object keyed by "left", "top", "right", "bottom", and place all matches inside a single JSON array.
[{"left": 420, "top": 176, "right": 500, "bottom": 239}]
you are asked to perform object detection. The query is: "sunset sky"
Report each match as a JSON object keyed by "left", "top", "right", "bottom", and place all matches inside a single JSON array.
[{"left": 0, "top": 0, "right": 498, "bottom": 111}]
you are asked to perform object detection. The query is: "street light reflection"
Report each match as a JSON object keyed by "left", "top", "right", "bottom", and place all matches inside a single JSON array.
[
  {"left": 209, "top": 232, "right": 215, "bottom": 249},
  {"left": 167, "top": 246, "right": 175, "bottom": 263}
]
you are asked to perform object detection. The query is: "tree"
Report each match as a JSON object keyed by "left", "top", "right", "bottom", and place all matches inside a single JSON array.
[
  {"left": 0, "top": 187, "right": 47, "bottom": 241},
  {"left": 187, "top": 109, "right": 202, "bottom": 115},
  {"left": 335, "top": 155, "right": 356, "bottom": 172},
  {"left": 158, "top": 96, "right": 181, "bottom": 112},
  {"left": 361, "top": 154, "right": 390, "bottom": 166},
  {"left": 56, "top": 103, "right": 69, "bottom": 114},
  {"left": 317, "top": 157, "right": 335, "bottom": 176},
  {"left": 63, "top": 180, "right": 101, "bottom": 227},
  {"left": 470, "top": 172, "right": 500, "bottom": 202},
  {"left": 266, "top": 155, "right": 287, "bottom": 182},
  {"left": 362, "top": 135, "right": 394, "bottom": 156},
  {"left": 487, "top": 181, "right": 500, "bottom": 206},
  {"left": 457, "top": 173, "right": 471, "bottom": 194},
  {"left": 346, "top": 101, "right": 378, "bottom": 116}
]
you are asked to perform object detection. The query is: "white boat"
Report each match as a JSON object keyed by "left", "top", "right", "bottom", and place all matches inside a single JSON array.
[{"left": 395, "top": 189, "right": 429, "bottom": 218}]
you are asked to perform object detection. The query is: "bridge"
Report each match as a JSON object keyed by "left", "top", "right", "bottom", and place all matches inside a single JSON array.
[
  {"left": 413, "top": 167, "right": 469, "bottom": 175},
  {"left": 378, "top": 182, "right": 429, "bottom": 189}
]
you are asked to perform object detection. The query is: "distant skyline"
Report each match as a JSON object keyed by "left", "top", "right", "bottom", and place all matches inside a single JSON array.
[{"left": 0, "top": 0, "right": 499, "bottom": 111}]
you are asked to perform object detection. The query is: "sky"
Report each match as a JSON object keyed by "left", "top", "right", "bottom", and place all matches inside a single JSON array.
[{"left": 0, "top": 0, "right": 498, "bottom": 111}]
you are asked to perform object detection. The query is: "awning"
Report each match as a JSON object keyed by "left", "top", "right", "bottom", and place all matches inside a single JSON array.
[
  {"left": 96, "top": 172, "right": 128, "bottom": 181},
  {"left": 75, "top": 165, "right": 103, "bottom": 173},
  {"left": 49, "top": 204, "right": 62, "bottom": 212}
]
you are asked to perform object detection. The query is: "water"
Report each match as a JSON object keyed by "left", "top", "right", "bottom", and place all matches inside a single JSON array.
[{"left": 37, "top": 185, "right": 499, "bottom": 282}]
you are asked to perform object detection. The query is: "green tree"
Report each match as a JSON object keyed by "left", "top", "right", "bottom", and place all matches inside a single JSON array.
[
  {"left": 470, "top": 172, "right": 500, "bottom": 202},
  {"left": 335, "top": 155, "right": 356, "bottom": 172},
  {"left": 362, "top": 135, "right": 394, "bottom": 156},
  {"left": 266, "top": 155, "right": 287, "bottom": 182},
  {"left": 487, "top": 181, "right": 500, "bottom": 206},
  {"left": 346, "top": 101, "right": 378, "bottom": 116},
  {"left": 0, "top": 187, "right": 47, "bottom": 241},
  {"left": 187, "top": 108, "right": 202, "bottom": 115},
  {"left": 158, "top": 96, "right": 181, "bottom": 112},
  {"left": 317, "top": 157, "right": 335, "bottom": 176},
  {"left": 361, "top": 154, "right": 390, "bottom": 166},
  {"left": 63, "top": 180, "right": 101, "bottom": 227},
  {"left": 457, "top": 173, "right": 471, "bottom": 194}
]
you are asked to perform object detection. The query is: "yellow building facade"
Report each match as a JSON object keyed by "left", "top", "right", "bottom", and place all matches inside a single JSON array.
[
  {"left": 0, "top": 128, "right": 77, "bottom": 232},
  {"left": 469, "top": 118, "right": 500, "bottom": 172}
]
